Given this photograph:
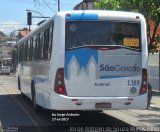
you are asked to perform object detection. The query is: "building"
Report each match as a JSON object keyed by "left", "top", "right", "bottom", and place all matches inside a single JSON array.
[
  {"left": 0, "top": 31, "right": 6, "bottom": 44},
  {"left": 0, "top": 28, "right": 30, "bottom": 67},
  {"left": 0, "top": 34, "right": 12, "bottom": 67},
  {"left": 74, "top": 0, "right": 98, "bottom": 10},
  {"left": 148, "top": 18, "right": 160, "bottom": 51}
]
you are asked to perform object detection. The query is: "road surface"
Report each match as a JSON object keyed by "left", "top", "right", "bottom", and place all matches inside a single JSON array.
[{"left": 0, "top": 75, "right": 130, "bottom": 132}]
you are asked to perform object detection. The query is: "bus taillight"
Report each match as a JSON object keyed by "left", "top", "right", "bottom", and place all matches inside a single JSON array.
[
  {"left": 58, "top": 87, "right": 64, "bottom": 93},
  {"left": 139, "top": 69, "right": 148, "bottom": 95},
  {"left": 54, "top": 68, "right": 67, "bottom": 95}
]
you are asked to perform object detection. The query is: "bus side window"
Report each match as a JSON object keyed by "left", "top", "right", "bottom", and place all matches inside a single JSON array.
[
  {"left": 48, "top": 24, "right": 53, "bottom": 59},
  {"left": 39, "top": 32, "right": 44, "bottom": 60},
  {"left": 37, "top": 33, "right": 41, "bottom": 60},
  {"left": 30, "top": 38, "right": 33, "bottom": 61},
  {"left": 25, "top": 42, "right": 27, "bottom": 61},
  {"left": 23, "top": 42, "right": 25, "bottom": 62},
  {"left": 43, "top": 28, "right": 50, "bottom": 60},
  {"left": 19, "top": 45, "right": 21, "bottom": 62},
  {"left": 21, "top": 44, "right": 23, "bottom": 62},
  {"left": 27, "top": 40, "right": 30, "bottom": 61},
  {"left": 35, "top": 34, "right": 39, "bottom": 60},
  {"left": 33, "top": 36, "right": 36, "bottom": 61},
  {"left": 18, "top": 45, "right": 21, "bottom": 62}
]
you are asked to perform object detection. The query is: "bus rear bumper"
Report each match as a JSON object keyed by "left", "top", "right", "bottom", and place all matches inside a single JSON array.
[{"left": 50, "top": 94, "right": 148, "bottom": 110}]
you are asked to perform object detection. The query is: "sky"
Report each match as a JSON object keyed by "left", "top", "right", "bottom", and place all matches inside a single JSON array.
[{"left": 0, "top": 0, "right": 82, "bottom": 35}]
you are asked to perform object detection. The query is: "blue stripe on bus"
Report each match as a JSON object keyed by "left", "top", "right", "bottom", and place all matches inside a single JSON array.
[
  {"left": 65, "top": 13, "right": 98, "bottom": 20},
  {"left": 99, "top": 76, "right": 128, "bottom": 79},
  {"left": 65, "top": 48, "right": 98, "bottom": 79}
]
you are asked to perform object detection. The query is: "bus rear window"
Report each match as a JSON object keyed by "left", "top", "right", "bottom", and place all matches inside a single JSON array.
[{"left": 65, "top": 21, "right": 141, "bottom": 50}]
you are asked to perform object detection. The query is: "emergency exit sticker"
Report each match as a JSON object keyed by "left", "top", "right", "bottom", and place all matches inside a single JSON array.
[{"left": 123, "top": 38, "right": 139, "bottom": 47}]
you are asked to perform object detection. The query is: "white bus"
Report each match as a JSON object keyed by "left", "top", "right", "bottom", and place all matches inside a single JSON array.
[{"left": 17, "top": 10, "right": 148, "bottom": 111}]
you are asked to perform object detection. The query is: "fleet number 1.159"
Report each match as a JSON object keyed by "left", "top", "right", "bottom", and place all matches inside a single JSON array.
[{"left": 128, "top": 80, "right": 140, "bottom": 86}]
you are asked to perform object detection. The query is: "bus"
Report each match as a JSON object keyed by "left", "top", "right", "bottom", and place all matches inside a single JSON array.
[{"left": 17, "top": 10, "right": 148, "bottom": 111}]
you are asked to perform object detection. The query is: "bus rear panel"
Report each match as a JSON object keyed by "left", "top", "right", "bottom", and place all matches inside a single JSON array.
[{"left": 53, "top": 11, "right": 148, "bottom": 110}]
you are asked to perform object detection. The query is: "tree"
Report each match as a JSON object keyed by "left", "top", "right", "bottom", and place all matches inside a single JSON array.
[{"left": 95, "top": 0, "right": 160, "bottom": 53}]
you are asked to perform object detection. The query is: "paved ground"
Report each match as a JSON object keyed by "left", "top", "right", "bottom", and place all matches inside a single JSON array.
[
  {"left": 0, "top": 75, "right": 131, "bottom": 132},
  {"left": 148, "top": 54, "right": 159, "bottom": 92},
  {"left": 105, "top": 56, "right": 160, "bottom": 130},
  {"left": 104, "top": 53, "right": 160, "bottom": 131},
  {"left": 148, "top": 66, "right": 159, "bottom": 91},
  {"left": 152, "top": 96, "right": 160, "bottom": 107},
  {"left": 0, "top": 75, "right": 41, "bottom": 132},
  {"left": 0, "top": 58, "right": 159, "bottom": 131},
  {"left": 105, "top": 91, "right": 160, "bottom": 131}
]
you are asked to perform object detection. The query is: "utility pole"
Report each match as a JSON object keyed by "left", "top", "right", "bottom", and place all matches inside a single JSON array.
[
  {"left": 1, "top": 41, "right": 4, "bottom": 68},
  {"left": 57, "top": 0, "right": 60, "bottom": 11}
]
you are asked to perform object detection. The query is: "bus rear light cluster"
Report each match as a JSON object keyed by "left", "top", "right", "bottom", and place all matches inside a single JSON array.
[
  {"left": 54, "top": 68, "right": 67, "bottom": 95},
  {"left": 139, "top": 69, "right": 148, "bottom": 95}
]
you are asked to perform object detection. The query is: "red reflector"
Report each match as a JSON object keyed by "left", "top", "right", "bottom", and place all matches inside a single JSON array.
[
  {"left": 72, "top": 99, "right": 78, "bottom": 102},
  {"left": 136, "top": 16, "right": 140, "bottom": 19},
  {"left": 58, "top": 87, "right": 63, "bottom": 93},
  {"left": 141, "top": 87, "right": 147, "bottom": 93}
]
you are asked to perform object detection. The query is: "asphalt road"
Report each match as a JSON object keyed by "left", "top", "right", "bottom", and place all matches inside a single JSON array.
[{"left": 0, "top": 74, "right": 131, "bottom": 132}]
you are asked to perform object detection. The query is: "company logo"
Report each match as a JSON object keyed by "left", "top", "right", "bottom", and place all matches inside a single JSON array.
[{"left": 100, "top": 64, "right": 140, "bottom": 72}]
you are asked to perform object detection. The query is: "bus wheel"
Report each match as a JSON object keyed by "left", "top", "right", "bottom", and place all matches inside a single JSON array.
[
  {"left": 31, "top": 83, "right": 40, "bottom": 112},
  {"left": 147, "top": 83, "right": 152, "bottom": 108}
]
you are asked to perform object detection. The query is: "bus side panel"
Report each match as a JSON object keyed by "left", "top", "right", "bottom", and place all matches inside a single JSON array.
[
  {"left": 18, "top": 62, "right": 32, "bottom": 99},
  {"left": 18, "top": 60, "right": 51, "bottom": 108}
]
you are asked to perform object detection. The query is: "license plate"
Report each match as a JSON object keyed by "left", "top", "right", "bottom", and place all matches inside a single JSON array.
[{"left": 95, "top": 103, "right": 111, "bottom": 108}]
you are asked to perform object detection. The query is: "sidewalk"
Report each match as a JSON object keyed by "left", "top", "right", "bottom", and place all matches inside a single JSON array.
[
  {"left": 150, "top": 91, "right": 160, "bottom": 109},
  {"left": 104, "top": 91, "right": 160, "bottom": 129}
]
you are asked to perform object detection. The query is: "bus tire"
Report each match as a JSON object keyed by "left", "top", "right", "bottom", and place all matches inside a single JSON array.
[
  {"left": 31, "top": 82, "right": 40, "bottom": 112},
  {"left": 147, "top": 83, "right": 152, "bottom": 108}
]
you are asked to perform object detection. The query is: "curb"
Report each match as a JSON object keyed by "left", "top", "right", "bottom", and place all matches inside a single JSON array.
[
  {"left": 150, "top": 90, "right": 160, "bottom": 110},
  {"left": 150, "top": 104, "right": 160, "bottom": 110},
  {"left": 152, "top": 90, "right": 160, "bottom": 96}
]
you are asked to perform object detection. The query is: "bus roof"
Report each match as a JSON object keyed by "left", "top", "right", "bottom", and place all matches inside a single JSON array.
[{"left": 59, "top": 10, "right": 144, "bottom": 21}]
